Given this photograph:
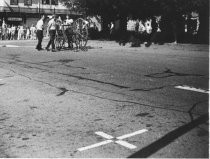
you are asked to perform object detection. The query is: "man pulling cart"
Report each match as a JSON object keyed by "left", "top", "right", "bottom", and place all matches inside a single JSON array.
[{"left": 54, "top": 16, "right": 89, "bottom": 51}]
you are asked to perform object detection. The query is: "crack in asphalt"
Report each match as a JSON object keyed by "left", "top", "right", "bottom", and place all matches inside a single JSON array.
[
  {"left": 57, "top": 59, "right": 75, "bottom": 63},
  {"left": 64, "top": 64, "right": 86, "bottom": 70},
  {"left": 2, "top": 58, "right": 127, "bottom": 89},
  {"left": 0, "top": 59, "right": 52, "bottom": 73},
  {"left": 14, "top": 62, "right": 129, "bottom": 89},
  {"left": 57, "top": 87, "right": 69, "bottom": 96},
  {"left": 188, "top": 100, "right": 209, "bottom": 121},
  {"left": 23, "top": 60, "right": 86, "bottom": 70},
  {"left": 0, "top": 117, "right": 10, "bottom": 122},
  {"left": 130, "top": 85, "right": 173, "bottom": 91},
  {"left": 67, "top": 89, "right": 207, "bottom": 116},
  {"left": 1, "top": 57, "right": 129, "bottom": 89},
  {"left": 1, "top": 57, "right": 208, "bottom": 117},
  {"left": 145, "top": 68, "right": 205, "bottom": 78},
  {"left": 39, "top": 60, "right": 63, "bottom": 64},
  {"left": 1, "top": 67, "right": 206, "bottom": 120},
  {"left": 2, "top": 58, "right": 205, "bottom": 92},
  {"left": 58, "top": 72, "right": 129, "bottom": 89},
  {"left": 8, "top": 54, "right": 21, "bottom": 60}
]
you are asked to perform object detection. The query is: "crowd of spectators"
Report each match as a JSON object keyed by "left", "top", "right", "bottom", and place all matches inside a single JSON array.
[
  {"left": 0, "top": 22, "right": 37, "bottom": 40},
  {"left": 0, "top": 12, "right": 202, "bottom": 46}
]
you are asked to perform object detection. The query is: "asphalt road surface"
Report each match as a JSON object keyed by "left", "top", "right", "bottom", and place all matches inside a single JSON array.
[{"left": 0, "top": 39, "right": 209, "bottom": 158}]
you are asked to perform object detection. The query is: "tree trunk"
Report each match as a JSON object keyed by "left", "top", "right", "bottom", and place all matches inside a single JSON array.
[
  {"left": 197, "top": 11, "right": 209, "bottom": 44},
  {"left": 101, "top": 14, "right": 110, "bottom": 39}
]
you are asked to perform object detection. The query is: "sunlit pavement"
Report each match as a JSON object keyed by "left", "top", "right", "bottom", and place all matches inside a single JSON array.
[{"left": 0, "top": 39, "right": 208, "bottom": 158}]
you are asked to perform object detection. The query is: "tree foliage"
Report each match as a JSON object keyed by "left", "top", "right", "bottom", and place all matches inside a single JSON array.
[{"left": 59, "top": 0, "right": 208, "bottom": 18}]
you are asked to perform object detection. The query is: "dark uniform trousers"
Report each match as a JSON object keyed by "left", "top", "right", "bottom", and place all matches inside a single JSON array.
[
  {"left": 46, "top": 30, "right": 56, "bottom": 50},
  {"left": 65, "top": 28, "right": 74, "bottom": 48},
  {"left": 36, "top": 30, "right": 43, "bottom": 50}
]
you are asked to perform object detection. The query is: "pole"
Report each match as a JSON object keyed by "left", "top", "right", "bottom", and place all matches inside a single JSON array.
[{"left": 39, "top": 0, "right": 40, "bottom": 18}]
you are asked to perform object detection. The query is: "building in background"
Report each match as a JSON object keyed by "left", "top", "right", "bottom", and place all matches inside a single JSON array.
[{"left": 0, "top": 0, "right": 82, "bottom": 27}]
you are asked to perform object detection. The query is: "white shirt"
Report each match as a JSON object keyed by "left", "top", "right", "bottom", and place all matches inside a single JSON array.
[
  {"left": 110, "top": 23, "right": 114, "bottom": 29},
  {"left": 65, "top": 19, "right": 73, "bottom": 25},
  {"left": 26, "top": 29, "right": 30, "bottom": 35},
  {"left": 48, "top": 19, "right": 57, "bottom": 30},
  {"left": 7, "top": 27, "right": 11, "bottom": 33},
  {"left": 30, "top": 26, "right": 36, "bottom": 33},
  {"left": 36, "top": 19, "right": 44, "bottom": 30},
  {"left": 2, "top": 22, "right": 6, "bottom": 29},
  {"left": 11, "top": 26, "right": 16, "bottom": 33}
]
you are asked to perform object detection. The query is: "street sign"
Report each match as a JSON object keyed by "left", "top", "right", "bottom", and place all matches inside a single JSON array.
[{"left": 8, "top": 17, "right": 22, "bottom": 21}]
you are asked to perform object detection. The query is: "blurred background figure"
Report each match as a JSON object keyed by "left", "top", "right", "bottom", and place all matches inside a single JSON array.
[
  {"left": 26, "top": 26, "right": 31, "bottom": 40},
  {"left": 7, "top": 25, "right": 11, "bottom": 40},
  {"left": 10, "top": 25, "right": 16, "bottom": 40},
  {"left": 18, "top": 25, "right": 24, "bottom": 40},
  {"left": 30, "top": 24, "right": 36, "bottom": 40},
  {"left": 1, "top": 18, "right": 7, "bottom": 40}
]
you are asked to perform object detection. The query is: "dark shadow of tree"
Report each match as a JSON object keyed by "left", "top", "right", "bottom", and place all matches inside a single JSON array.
[{"left": 128, "top": 113, "right": 209, "bottom": 158}]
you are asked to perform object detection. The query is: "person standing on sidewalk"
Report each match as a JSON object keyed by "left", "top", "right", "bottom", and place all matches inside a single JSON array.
[
  {"left": 36, "top": 15, "right": 45, "bottom": 51},
  {"left": 45, "top": 15, "right": 57, "bottom": 52}
]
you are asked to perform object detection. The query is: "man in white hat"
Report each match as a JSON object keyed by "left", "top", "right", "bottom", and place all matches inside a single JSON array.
[
  {"left": 36, "top": 15, "right": 45, "bottom": 51},
  {"left": 45, "top": 14, "right": 57, "bottom": 52}
]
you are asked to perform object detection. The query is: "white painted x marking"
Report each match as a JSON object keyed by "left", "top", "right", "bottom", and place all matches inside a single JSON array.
[{"left": 78, "top": 129, "right": 148, "bottom": 151}]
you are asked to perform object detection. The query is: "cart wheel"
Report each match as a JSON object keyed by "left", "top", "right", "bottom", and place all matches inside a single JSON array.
[
  {"left": 55, "top": 36, "right": 65, "bottom": 50},
  {"left": 55, "top": 36, "right": 61, "bottom": 50},
  {"left": 73, "top": 18, "right": 89, "bottom": 49},
  {"left": 72, "top": 34, "right": 80, "bottom": 51}
]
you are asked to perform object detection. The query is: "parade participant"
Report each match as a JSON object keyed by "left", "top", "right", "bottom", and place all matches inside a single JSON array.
[
  {"left": 18, "top": 25, "right": 24, "bottom": 40},
  {"left": 65, "top": 15, "right": 73, "bottom": 25},
  {"left": 26, "top": 26, "right": 30, "bottom": 40},
  {"left": 2, "top": 18, "right": 6, "bottom": 28},
  {"left": 83, "top": 18, "right": 89, "bottom": 29},
  {"left": 30, "top": 24, "right": 36, "bottom": 40},
  {"left": 7, "top": 25, "right": 11, "bottom": 40},
  {"left": 110, "top": 21, "right": 114, "bottom": 39},
  {"left": 0, "top": 27, "right": 2, "bottom": 40},
  {"left": 36, "top": 14, "right": 45, "bottom": 51},
  {"left": 56, "top": 16, "right": 63, "bottom": 30},
  {"left": 45, "top": 14, "right": 57, "bottom": 52},
  {"left": 64, "top": 15, "right": 74, "bottom": 49},
  {"left": 1, "top": 18, "right": 7, "bottom": 40},
  {"left": 11, "top": 25, "right": 16, "bottom": 40}
]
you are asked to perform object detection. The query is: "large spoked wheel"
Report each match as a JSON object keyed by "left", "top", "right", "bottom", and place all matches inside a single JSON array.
[
  {"left": 55, "top": 35, "right": 62, "bottom": 50},
  {"left": 55, "top": 31, "right": 66, "bottom": 50},
  {"left": 72, "top": 18, "right": 89, "bottom": 50}
]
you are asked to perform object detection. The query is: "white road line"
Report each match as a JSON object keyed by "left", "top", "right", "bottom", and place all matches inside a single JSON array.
[
  {"left": 77, "top": 140, "right": 113, "bottom": 151},
  {"left": 117, "top": 129, "right": 148, "bottom": 140},
  {"left": 175, "top": 85, "right": 209, "bottom": 94},
  {"left": 95, "top": 131, "right": 114, "bottom": 139},
  {"left": 115, "top": 140, "right": 137, "bottom": 149},
  {"left": 5, "top": 45, "right": 20, "bottom": 47},
  {"left": 0, "top": 45, "right": 35, "bottom": 48}
]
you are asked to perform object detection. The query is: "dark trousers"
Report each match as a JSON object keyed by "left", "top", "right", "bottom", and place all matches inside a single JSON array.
[
  {"left": 36, "top": 30, "right": 43, "bottom": 50},
  {"left": 65, "top": 28, "right": 73, "bottom": 48},
  {"left": 46, "top": 30, "right": 56, "bottom": 50}
]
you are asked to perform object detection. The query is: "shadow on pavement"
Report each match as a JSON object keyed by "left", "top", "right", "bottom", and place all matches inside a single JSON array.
[{"left": 128, "top": 113, "right": 209, "bottom": 158}]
